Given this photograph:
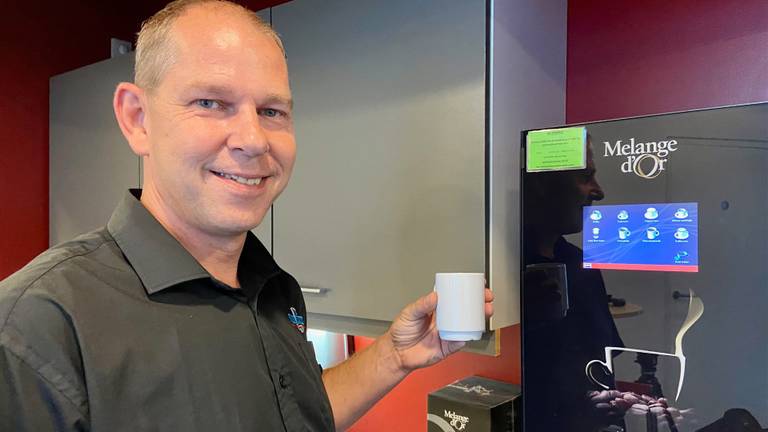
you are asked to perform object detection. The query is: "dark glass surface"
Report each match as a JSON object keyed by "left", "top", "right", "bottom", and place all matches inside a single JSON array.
[{"left": 520, "top": 103, "right": 768, "bottom": 432}]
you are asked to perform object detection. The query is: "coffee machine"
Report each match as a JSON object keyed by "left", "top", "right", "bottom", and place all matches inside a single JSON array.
[{"left": 520, "top": 102, "right": 768, "bottom": 432}]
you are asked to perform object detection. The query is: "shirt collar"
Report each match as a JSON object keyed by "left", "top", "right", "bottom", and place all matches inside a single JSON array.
[{"left": 107, "top": 189, "right": 280, "bottom": 295}]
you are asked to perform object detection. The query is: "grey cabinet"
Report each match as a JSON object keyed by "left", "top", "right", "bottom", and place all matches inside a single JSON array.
[
  {"left": 50, "top": 54, "right": 139, "bottom": 246},
  {"left": 270, "top": 0, "right": 486, "bottom": 327},
  {"left": 268, "top": 0, "right": 567, "bottom": 338}
]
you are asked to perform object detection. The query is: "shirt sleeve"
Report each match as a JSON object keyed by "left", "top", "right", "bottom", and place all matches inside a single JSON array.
[{"left": 0, "top": 345, "right": 90, "bottom": 432}]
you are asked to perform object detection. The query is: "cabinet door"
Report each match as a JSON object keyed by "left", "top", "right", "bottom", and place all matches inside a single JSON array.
[
  {"left": 50, "top": 55, "right": 272, "bottom": 251},
  {"left": 271, "top": 0, "right": 486, "bottom": 324}
]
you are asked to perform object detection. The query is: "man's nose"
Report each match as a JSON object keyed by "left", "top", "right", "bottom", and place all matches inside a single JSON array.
[
  {"left": 590, "top": 181, "right": 605, "bottom": 201},
  {"left": 227, "top": 106, "right": 270, "bottom": 156}
]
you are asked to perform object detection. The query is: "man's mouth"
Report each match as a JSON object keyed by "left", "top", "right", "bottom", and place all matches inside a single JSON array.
[{"left": 211, "top": 170, "right": 265, "bottom": 186}]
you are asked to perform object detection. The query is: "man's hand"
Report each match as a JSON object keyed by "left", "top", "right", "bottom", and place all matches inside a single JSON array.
[
  {"left": 322, "top": 288, "right": 493, "bottom": 430},
  {"left": 387, "top": 289, "right": 494, "bottom": 373}
]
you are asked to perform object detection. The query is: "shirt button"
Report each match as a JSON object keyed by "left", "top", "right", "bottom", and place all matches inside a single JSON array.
[{"left": 279, "top": 374, "right": 287, "bottom": 388}]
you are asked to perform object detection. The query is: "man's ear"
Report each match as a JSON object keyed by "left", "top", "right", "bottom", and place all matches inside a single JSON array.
[{"left": 113, "top": 82, "right": 150, "bottom": 156}]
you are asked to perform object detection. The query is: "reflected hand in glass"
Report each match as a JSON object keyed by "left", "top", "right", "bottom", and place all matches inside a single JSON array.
[{"left": 523, "top": 263, "right": 568, "bottom": 321}]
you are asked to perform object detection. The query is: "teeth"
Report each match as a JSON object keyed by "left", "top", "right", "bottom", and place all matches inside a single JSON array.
[{"left": 215, "top": 171, "right": 263, "bottom": 186}]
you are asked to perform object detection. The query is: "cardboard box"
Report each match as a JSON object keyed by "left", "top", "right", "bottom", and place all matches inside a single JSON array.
[{"left": 427, "top": 376, "right": 521, "bottom": 432}]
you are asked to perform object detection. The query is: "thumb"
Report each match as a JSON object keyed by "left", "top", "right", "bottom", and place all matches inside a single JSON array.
[{"left": 400, "top": 291, "right": 437, "bottom": 322}]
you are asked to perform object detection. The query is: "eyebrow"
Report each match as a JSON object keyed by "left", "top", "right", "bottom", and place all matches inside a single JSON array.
[
  {"left": 185, "top": 83, "right": 293, "bottom": 109},
  {"left": 263, "top": 93, "right": 294, "bottom": 109},
  {"left": 185, "top": 83, "right": 237, "bottom": 99}
]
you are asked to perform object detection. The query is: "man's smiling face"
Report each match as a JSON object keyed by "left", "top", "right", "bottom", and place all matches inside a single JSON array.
[{"left": 140, "top": 3, "right": 295, "bottom": 239}]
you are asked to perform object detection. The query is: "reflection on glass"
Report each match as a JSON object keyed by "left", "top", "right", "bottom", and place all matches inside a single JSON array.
[
  {"left": 521, "top": 103, "right": 768, "bottom": 432},
  {"left": 523, "top": 139, "right": 626, "bottom": 431},
  {"left": 586, "top": 288, "right": 704, "bottom": 401}
]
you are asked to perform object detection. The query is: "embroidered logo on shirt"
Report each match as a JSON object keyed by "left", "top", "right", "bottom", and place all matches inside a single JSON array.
[{"left": 288, "top": 307, "right": 306, "bottom": 334}]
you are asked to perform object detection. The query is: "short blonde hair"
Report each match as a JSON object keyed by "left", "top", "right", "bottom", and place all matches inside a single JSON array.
[{"left": 134, "top": 0, "right": 284, "bottom": 90}]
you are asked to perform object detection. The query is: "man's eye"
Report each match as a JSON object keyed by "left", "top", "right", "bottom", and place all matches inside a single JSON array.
[
  {"left": 196, "top": 99, "right": 222, "bottom": 110},
  {"left": 259, "top": 108, "right": 282, "bottom": 118}
]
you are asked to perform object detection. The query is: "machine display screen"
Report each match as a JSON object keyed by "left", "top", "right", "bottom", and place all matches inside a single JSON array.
[{"left": 582, "top": 202, "right": 699, "bottom": 272}]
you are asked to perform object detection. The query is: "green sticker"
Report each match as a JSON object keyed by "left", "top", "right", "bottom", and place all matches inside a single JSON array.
[{"left": 526, "top": 126, "right": 587, "bottom": 172}]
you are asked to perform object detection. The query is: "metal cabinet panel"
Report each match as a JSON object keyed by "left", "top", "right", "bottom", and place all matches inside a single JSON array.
[
  {"left": 50, "top": 55, "right": 139, "bottom": 246},
  {"left": 272, "top": 0, "right": 487, "bottom": 323},
  {"left": 488, "top": 0, "right": 567, "bottom": 329}
]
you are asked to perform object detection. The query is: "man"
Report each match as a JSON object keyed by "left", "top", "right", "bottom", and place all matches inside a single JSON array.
[
  {"left": 0, "top": 1, "right": 493, "bottom": 430},
  {"left": 522, "top": 141, "right": 624, "bottom": 431}
]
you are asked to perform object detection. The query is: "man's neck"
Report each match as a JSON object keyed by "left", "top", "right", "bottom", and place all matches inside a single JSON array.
[
  {"left": 178, "top": 233, "right": 245, "bottom": 288},
  {"left": 139, "top": 190, "right": 245, "bottom": 288},
  {"left": 525, "top": 227, "right": 560, "bottom": 259}
]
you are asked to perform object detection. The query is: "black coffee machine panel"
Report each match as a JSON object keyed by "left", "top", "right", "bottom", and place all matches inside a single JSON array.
[{"left": 520, "top": 103, "right": 768, "bottom": 432}]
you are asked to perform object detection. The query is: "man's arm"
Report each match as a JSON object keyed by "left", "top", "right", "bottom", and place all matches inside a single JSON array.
[
  {"left": 0, "top": 344, "right": 89, "bottom": 431},
  {"left": 322, "top": 289, "right": 493, "bottom": 431}
]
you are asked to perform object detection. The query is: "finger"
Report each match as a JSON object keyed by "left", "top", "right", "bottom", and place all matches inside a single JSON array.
[
  {"left": 400, "top": 291, "right": 437, "bottom": 322},
  {"left": 483, "top": 288, "right": 494, "bottom": 317},
  {"left": 485, "top": 302, "right": 494, "bottom": 318}
]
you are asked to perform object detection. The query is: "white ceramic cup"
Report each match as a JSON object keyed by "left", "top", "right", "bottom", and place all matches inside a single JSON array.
[{"left": 434, "top": 273, "right": 485, "bottom": 341}]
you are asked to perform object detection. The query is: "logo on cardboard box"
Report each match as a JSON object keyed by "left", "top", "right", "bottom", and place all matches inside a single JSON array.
[{"left": 444, "top": 410, "right": 470, "bottom": 431}]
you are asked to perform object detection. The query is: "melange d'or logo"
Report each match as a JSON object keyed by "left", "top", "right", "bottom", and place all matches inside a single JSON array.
[
  {"left": 444, "top": 410, "right": 470, "bottom": 431},
  {"left": 603, "top": 138, "right": 678, "bottom": 179}
]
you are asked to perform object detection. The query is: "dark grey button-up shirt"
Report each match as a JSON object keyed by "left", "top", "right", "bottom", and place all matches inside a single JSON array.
[{"left": 0, "top": 190, "right": 334, "bottom": 431}]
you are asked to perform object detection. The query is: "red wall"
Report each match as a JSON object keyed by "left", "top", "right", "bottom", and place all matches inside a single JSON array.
[
  {"left": 567, "top": 0, "right": 768, "bottom": 123},
  {"left": 0, "top": 1, "right": 153, "bottom": 278},
  {"left": 0, "top": 0, "right": 288, "bottom": 279}
]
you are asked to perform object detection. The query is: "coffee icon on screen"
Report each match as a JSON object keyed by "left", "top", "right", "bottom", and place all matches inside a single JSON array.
[
  {"left": 674, "top": 208, "right": 689, "bottom": 219},
  {"left": 646, "top": 227, "right": 660, "bottom": 240},
  {"left": 590, "top": 210, "right": 603, "bottom": 221},
  {"left": 644, "top": 207, "right": 659, "bottom": 219},
  {"left": 675, "top": 227, "right": 690, "bottom": 240},
  {"left": 618, "top": 227, "right": 631, "bottom": 240},
  {"left": 617, "top": 210, "right": 629, "bottom": 221}
]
